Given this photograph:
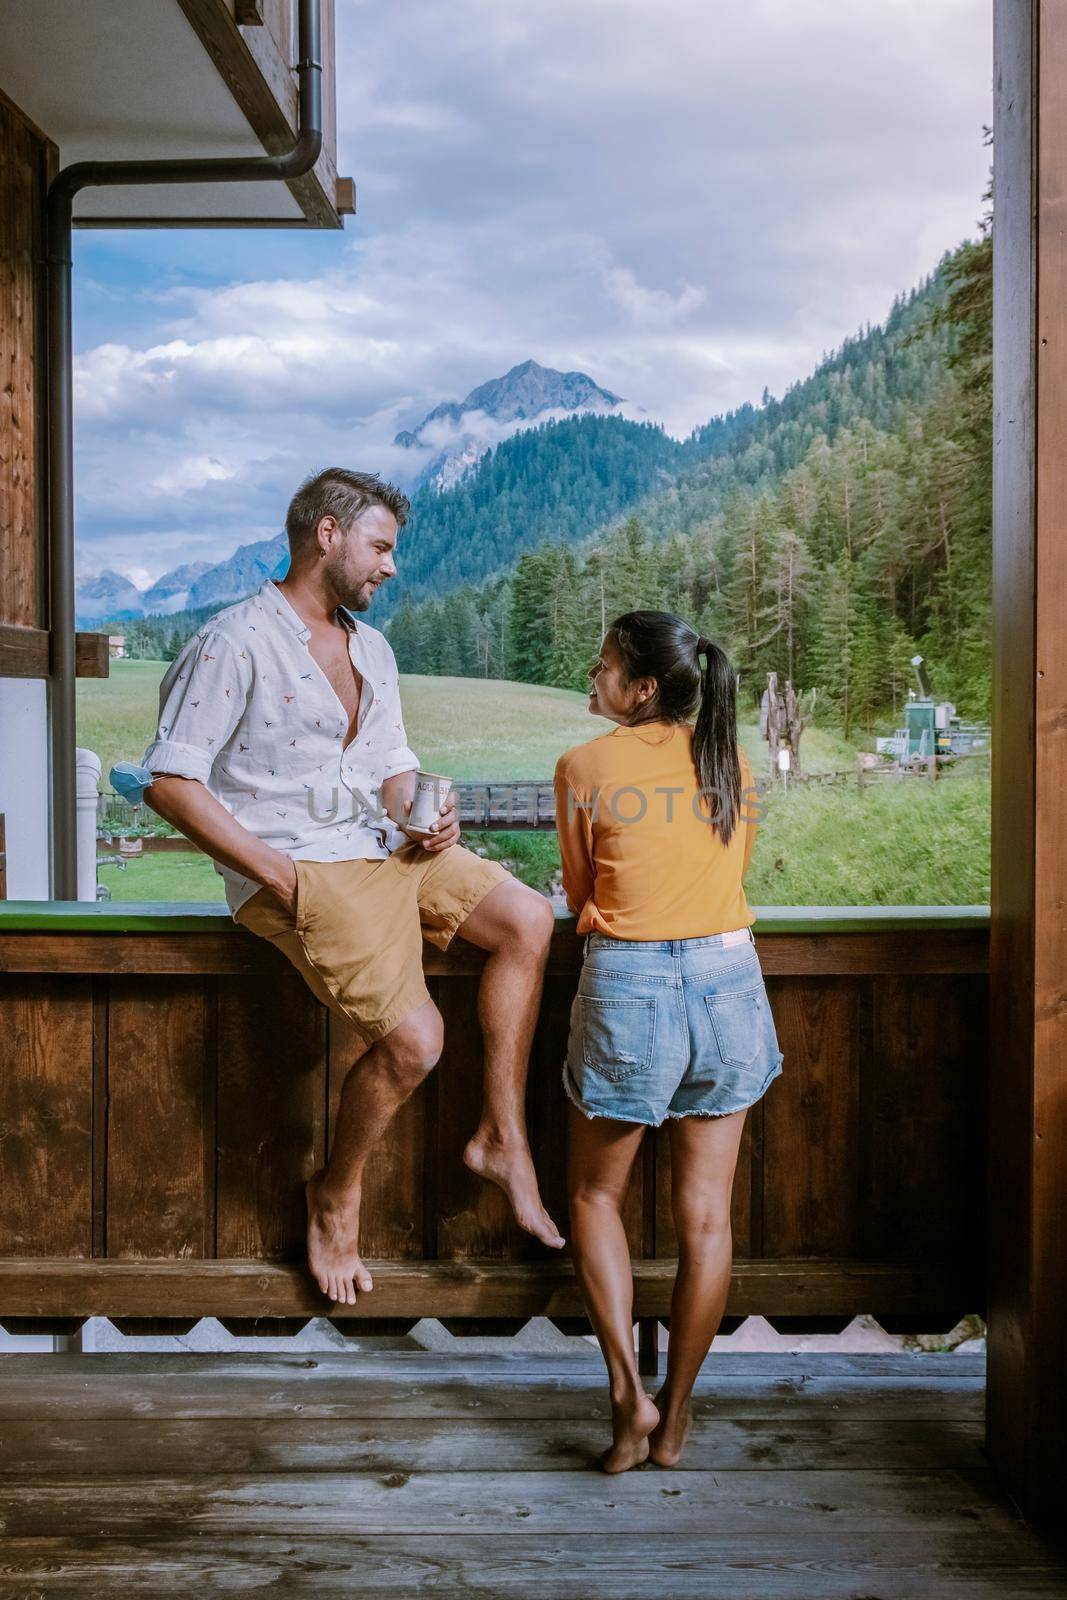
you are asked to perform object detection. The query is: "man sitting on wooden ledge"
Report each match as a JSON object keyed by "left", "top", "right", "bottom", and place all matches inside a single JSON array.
[{"left": 140, "top": 467, "right": 564, "bottom": 1304}]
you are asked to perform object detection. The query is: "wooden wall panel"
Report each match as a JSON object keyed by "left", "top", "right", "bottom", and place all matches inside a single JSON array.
[
  {"left": 762, "top": 978, "right": 861, "bottom": 1257},
  {"left": 216, "top": 969, "right": 326, "bottom": 1259},
  {"left": 0, "top": 937, "right": 990, "bottom": 1338},
  {"left": 0, "top": 975, "right": 93, "bottom": 1255},
  {"left": 106, "top": 978, "right": 214, "bottom": 1258},
  {"left": 329, "top": 1010, "right": 428, "bottom": 1260},
  {"left": 0, "top": 92, "right": 47, "bottom": 630},
  {"left": 434, "top": 976, "right": 524, "bottom": 1260},
  {"left": 863, "top": 974, "right": 986, "bottom": 1272}
]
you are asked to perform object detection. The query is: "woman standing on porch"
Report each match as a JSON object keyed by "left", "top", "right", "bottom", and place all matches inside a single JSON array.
[{"left": 553, "top": 612, "right": 783, "bottom": 1473}]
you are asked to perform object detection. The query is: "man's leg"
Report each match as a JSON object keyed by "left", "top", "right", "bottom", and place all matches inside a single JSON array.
[
  {"left": 453, "top": 879, "right": 564, "bottom": 1249},
  {"left": 305, "top": 999, "right": 443, "bottom": 1305}
]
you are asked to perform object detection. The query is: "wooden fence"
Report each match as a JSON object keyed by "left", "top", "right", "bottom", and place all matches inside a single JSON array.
[
  {"left": 98, "top": 782, "right": 560, "bottom": 838},
  {"left": 0, "top": 904, "right": 989, "bottom": 1344},
  {"left": 97, "top": 751, "right": 992, "bottom": 847}
]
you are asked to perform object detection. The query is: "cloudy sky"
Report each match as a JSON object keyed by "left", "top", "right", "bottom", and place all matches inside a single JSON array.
[{"left": 74, "top": 0, "right": 992, "bottom": 586}]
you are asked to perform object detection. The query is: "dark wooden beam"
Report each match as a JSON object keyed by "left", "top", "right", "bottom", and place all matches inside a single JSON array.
[
  {"left": 0, "top": 1257, "right": 978, "bottom": 1322},
  {"left": 175, "top": 0, "right": 341, "bottom": 229},
  {"left": 0, "top": 625, "right": 110, "bottom": 678},
  {"left": 74, "top": 633, "right": 110, "bottom": 677},
  {"left": 234, "top": 0, "right": 265, "bottom": 23},
  {"left": 989, "top": 0, "right": 1067, "bottom": 1531},
  {"left": 0, "top": 925, "right": 989, "bottom": 977}
]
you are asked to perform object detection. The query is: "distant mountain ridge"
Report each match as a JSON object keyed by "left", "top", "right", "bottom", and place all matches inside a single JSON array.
[
  {"left": 76, "top": 358, "right": 626, "bottom": 628},
  {"left": 75, "top": 537, "right": 286, "bottom": 630},
  {"left": 76, "top": 275, "right": 958, "bottom": 644},
  {"left": 394, "top": 358, "right": 623, "bottom": 490}
]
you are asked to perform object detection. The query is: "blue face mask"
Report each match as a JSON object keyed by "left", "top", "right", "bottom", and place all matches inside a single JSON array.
[{"left": 109, "top": 760, "right": 156, "bottom": 806}]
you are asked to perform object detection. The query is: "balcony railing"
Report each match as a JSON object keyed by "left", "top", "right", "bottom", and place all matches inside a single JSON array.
[{"left": 0, "top": 902, "right": 988, "bottom": 1349}]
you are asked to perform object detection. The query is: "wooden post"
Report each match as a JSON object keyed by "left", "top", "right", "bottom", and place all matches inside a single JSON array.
[
  {"left": 784, "top": 679, "right": 807, "bottom": 776},
  {"left": 762, "top": 673, "right": 810, "bottom": 783},
  {"left": 989, "top": 0, "right": 1067, "bottom": 1530},
  {"left": 762, "top": 672, "right": 784, "bottom": 783},
  {"left": 638, "top": 1317, "right": 659, "bottom": 1378}
]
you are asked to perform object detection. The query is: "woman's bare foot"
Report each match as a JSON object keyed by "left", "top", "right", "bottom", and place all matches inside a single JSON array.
[
  {"left": 304, "top": 1167, "right": 374, "bottom": 1305},
  {"left": 463, "top": 1131, "right": 565, "bottom": 1249},
  {"left": 648, "top": 1393, "right": 694, "bottom": 1467},
  {"left": 601, "top": 1387, "right": 660, "bottom": 1474}
]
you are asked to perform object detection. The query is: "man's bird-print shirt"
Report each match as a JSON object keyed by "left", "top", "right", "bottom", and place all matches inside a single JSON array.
[{"left": 142, "top": 579, "right": 420, "bottom": 917}]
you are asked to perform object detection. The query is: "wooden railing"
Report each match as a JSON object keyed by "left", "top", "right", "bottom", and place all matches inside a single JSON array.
[
  {"left": 98, "top": 781, "right": 561, "bottom": 836},
  {"left": 0, "top": 904, "right": 989, "bottom": 1343}
]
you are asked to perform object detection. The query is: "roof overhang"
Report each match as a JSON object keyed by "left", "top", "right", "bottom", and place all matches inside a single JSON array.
[{"left": 0, "top": 0, "right": 344, "bottom": 227}]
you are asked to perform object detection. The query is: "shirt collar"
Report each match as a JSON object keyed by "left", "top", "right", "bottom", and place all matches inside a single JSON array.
[{"left": 261, "top": 579, "right": 358, "bottom": 642}]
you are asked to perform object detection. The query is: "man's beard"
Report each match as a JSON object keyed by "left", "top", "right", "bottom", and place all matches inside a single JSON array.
[{"left": 335, "top": 572, "right": 376, "bottom": 612}]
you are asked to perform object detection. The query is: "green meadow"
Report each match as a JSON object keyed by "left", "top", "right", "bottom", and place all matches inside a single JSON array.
[
  {"left": 83, "top": 661, "right": 989, "bottom": 907},
  {"left": 77, "top": 661, "right": 867, "bottom": 783}
]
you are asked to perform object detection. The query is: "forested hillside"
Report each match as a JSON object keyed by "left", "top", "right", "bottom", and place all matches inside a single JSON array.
[
  {"left": 118, "top": 213, "right": 992, "bottom": 742},
  {"left": 389, "top": 222, "right": 992, "bottom": 736},
  {"left": 376, "top": 414, "right": 684, "bottom": 616}
]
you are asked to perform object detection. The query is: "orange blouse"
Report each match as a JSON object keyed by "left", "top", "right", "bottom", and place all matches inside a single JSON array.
[{"left": 553, "top": 720, "right": 758, "bottom": 940}]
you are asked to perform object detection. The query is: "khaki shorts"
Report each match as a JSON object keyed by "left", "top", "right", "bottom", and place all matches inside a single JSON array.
[{"left": 235, "top": 842, "right": 511, "bottom": 1044}]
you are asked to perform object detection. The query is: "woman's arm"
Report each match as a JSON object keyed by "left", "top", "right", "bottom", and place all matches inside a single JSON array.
[
  {"left": 553, "top": 766, "right": 596, "bottom": 915},
  {"left": 739, "top": 752, "right": 758, "bottom": 880}
]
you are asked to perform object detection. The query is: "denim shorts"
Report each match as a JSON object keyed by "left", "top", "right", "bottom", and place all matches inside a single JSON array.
[{"left": 563, "top": 927, "right": 784, "bottom": 1126}]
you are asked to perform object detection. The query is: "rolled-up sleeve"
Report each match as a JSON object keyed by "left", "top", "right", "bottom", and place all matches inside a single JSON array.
[
  {"left": 383, "top": 716, "right": 420, "bottom": 780},
  {"left": 141, "top": 630, "right": 251, "bottom": 784},
  {"left": 380, "top": 639, "right": 420, "bottom": 778}
]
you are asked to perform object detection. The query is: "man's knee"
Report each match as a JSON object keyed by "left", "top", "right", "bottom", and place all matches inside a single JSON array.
[
  {"left": 378, "top": 1001, "right": 444, "bottom": 1083},
  {"left": 501, "top": 885, "right": 555, "bottom": 955}
]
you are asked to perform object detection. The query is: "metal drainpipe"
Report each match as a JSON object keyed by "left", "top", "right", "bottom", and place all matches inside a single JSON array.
[{"left": 45, "top": 0, "right": 323, "bottom": 898}]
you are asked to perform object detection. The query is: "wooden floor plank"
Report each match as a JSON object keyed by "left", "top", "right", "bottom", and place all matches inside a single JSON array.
[
  {"left": 0, "top": 1373, "right": 984, "bottom": 1422},
  {"left": 0, "top": 1415, "right": 987, "bottom": 1476},
  {"left": 0, "top": 1468, "right": 1028, "bottom": 1538},
  {"left": 1, "top": 1534, "right": 1064, "bottom": 1599},
  {"left": 0, "top": 1351, "right": 1058, "bottom": 1599},
  {"left": 0, "top": 1350, "right": 987, "bottom": 1378}
]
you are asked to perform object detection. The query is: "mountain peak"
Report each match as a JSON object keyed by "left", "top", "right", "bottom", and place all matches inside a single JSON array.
[{"left": 394, "top": 360, "right": 623, "bottom": 490}]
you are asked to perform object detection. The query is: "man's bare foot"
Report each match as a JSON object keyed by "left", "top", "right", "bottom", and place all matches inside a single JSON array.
[
  {"left": 648, "top": 1392, "right": 693, "bottom": 1467},
  {"left": 462, "top": 1132, "right": 565, "bottom": 1248},
  {"left": 601, "top": 1387, "right": 660, "bottom": 1474},
  {"left": 304, "top": 1166, "right": 374, "bottom": 1305}
]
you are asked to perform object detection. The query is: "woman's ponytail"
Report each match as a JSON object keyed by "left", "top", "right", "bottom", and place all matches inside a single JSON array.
[{"left": 692, "top": 637, "right": 741, "bottom": 847}]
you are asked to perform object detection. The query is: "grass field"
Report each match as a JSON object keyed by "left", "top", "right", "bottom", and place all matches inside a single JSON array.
[
  {"left": 78, "top": 662, "right": 863, "bottom": 784},
  {"left": 97, "top": 850, "right": 226, "bottom": 903},
  {"left": 83, "top": 661, "right": 990, "bottom": 907}
]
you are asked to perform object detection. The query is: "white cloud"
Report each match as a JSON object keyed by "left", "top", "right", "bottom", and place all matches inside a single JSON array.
[
  {"left": 152, "top": 454, "right": 237, "bottom": 496},
  {"left": 73, "top": 0, "right": 992, "bottom": 580},
  {"left": 604, "top": 267, "right": 706, "bottom": 328}
]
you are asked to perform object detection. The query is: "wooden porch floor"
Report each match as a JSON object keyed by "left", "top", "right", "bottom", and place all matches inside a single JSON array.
[{"left": 0, "top": 1348, "right": 1065, "bottom": 1597}]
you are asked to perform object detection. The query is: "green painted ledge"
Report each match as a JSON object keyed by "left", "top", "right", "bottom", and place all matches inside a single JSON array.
[{"left": 0, "top": 902, "right": 991, "bottom": 935}]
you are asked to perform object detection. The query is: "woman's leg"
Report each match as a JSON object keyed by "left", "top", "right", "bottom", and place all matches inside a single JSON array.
[
  {"left": 567, "top": 1102, "right": 659, "bottom": 1472},
  {"left": 650, "top": 1107, "right": 748, "bottom": 1467}
]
